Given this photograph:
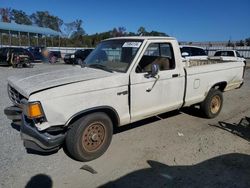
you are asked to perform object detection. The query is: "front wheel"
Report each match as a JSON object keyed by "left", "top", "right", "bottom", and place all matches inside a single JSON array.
[
  {"left": 65, "top": 112, "right": 113, "bottom": 161},
  {"left": 200, "top": 88, "right": 223, "bottom": 118}
]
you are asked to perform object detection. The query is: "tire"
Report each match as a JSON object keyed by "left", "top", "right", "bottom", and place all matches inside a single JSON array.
[
  {"left": 17, "top": 63, "right": 23, "bottom": 68},
  {"left": 66, "top": 112, "right": 113, "bottom": 161},
  {"left": 200, "top": 88, "right": 223, "bottom": 118},
  {"left": 76, "top": 58, "right": 83, "bottom": 65}
]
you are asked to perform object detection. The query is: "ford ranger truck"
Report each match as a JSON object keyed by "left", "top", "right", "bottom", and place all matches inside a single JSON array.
[{"left": 4, "top": 37, "right": 245, "bottom": 161}]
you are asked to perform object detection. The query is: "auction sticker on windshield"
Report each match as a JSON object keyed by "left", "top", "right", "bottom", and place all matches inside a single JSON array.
[{"left": 123, "top": 42, "right": 142, "bottom": 48}]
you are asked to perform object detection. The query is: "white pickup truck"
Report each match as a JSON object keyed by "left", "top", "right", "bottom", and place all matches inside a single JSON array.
[
  {"left": 213, "top": 50, "right": 246, "bottom": 63},
  {"left": 4, "top": 37, "right": 245, "bottom": 161}
]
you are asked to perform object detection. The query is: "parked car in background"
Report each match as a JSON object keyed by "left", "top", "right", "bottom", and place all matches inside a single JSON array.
[
  {"left": 180, "top": 45, "right": 207, "bottom": 60},
  {"left": 27, "top": 47, "right": 44, "bottom": 62},
  {"left": 64, "top": 49, "right": 93, "bottom": 64},
  {"left": 27, "top": 47, "right": 62, "bottom": 63},
  {"left": 214, "top": 50, "right": 245, "bottom": 63},
  {"left": 11, "top": 54, "right": 33, "bottom": 68},
  {"left": 50, "top": 50, "right": 61, "bottom": 59},
  {"left": 0, "top": 47, "right": 34, "bottom": 66}
]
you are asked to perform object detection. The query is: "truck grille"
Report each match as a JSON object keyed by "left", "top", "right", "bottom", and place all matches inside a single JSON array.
[{"left": 8, "top": 85, "right": 26, "bottom": 106}]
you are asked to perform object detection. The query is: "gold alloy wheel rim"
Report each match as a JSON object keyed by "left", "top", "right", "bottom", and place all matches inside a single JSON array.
[
  {"left": 82, "top": 122, "right": 106, "bottom": 152},
  {"left": 210, "top": 95, "right": 221, "bottom": 114}
]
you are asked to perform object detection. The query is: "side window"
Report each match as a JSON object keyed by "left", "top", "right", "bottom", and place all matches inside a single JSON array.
[
  {"left": 180, "top": 47, "right": 191, "bottom": 57},
  {"left": 15, "top": 48, "right": 23, "bottom": 54},
  {"left": 236, "top": 51, "right": 241, "bottom": 57},
  {"left": 160, "top": 43, "right": 172, "bottom": 57},
  {"left": 221, "top": 52, "right": 227, "bottom": 56},
  {"left": 227, "top": 51, "right": 234, "bottom": 57},
  {"left": 214, "top": 51, "right": 221, "bottom": 56},
  {"left": 136, "top": 43, "right": 175, "bottom": 73},
  {"left": 191, "top": 48, "right": 206, "bottom": 56},
  {"left": 144, "top": 43, "right": 159, "bottom": 56},
  {"left": 21, "top": 49, "right": 28, "bottom": 55}
]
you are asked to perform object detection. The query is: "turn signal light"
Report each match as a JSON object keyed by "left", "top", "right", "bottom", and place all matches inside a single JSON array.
[{"left": 25, "top": 102, "right": 44, "bottom": 119}]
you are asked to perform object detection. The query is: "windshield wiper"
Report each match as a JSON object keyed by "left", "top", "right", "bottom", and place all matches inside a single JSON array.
[{"left": 88, "top": 64, "right": 113, "bottom": 73}]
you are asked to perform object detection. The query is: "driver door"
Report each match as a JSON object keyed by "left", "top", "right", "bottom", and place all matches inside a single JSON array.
[{"left": 130, "top": 42, "right": 184, "bottom": 122}]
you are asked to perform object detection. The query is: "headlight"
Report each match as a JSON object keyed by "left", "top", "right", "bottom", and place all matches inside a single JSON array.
[
  {"left": 71, "top": 54, "right": 75, "bottom": 58},
  {"left": 23, "top": 101, "right": 45, "bottom": 119}
]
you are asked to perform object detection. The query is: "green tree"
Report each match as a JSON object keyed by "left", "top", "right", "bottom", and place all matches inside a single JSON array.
[
  {"left": 11, "top": 9, "right": 32, "bottom": 25},
  {"left": 227, "top": 40, "right": 234, "bottom": 47},
  {"left": 111, "top": 27, "right": 126, "bottom": 37},
  {"left": 148, "top": 30, "right": 168, "bottom": 36},
  {"left": 245, "top": 38, "right": 250, "bottom": 46},
  {"left": 137, "top": 26, "right": 146, "bottom": 35},
  {"left": 0, "top": 8, "right": 12, "bottom": 22},
  {"left": 117, "top": 27, "right": 126, "bottom": 36},
  {"left": 30, "top": 11, "right": 63, "bottom": 31},
  {"left": 236, "top": 40, "right": 245, "bottom": 46},
  {"left": 127, "top": 32, "right": 137, "bottom": 36},
  {"left": 137, "top": 27, "right": 168, "bottom": 36},
  {"left": 63, "top": 19, "right": 85, "bottom": 39},
  {"left": 64, "top": 22, "right": 76, "bottom": 38},
  {"left": 70, "top": 19, "right": 85, "bottom": 38}
]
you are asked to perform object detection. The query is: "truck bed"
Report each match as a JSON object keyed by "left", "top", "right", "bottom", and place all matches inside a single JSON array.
[
  {"left": 186, "top": 58, "right": 242, "bottom": 67},
  {"left": 184, "top": 60, "right": 245, "bottom": 107}
]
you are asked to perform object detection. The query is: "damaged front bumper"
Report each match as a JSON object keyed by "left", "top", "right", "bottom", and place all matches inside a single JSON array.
[{"left": 4, "top": 106, "right": 66, "bottom": 152}]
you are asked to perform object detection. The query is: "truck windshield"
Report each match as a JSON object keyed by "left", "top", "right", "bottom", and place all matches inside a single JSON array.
[{"left": 84, "top": 39, "right": 142, "bottom": 72}]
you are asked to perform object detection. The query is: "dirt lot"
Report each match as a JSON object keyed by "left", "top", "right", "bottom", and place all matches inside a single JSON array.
[{"left": 0, "top": 63, "right": 249, "bottom": 188}]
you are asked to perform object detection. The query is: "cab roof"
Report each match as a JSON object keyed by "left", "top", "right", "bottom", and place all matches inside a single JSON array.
[{"left": 104, "top": 36, "right": 176, "bottom": 41}]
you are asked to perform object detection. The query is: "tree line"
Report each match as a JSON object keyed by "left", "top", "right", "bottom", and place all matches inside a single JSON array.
[
  {"left": 1, "top": 8, "right": 249, "bottom": 47},
  {"left": 227, "top": 39, "right": 250, "bottom": 47},
  {"left": 0, "top": 8, "right": 168, "bottom": 47}
]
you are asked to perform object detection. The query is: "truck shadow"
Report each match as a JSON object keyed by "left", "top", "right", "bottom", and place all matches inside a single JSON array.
[
  {"left": 114, "top": 110, "right": 181, "bottom": 134},
  {"left": 114, "top": 106, "right": 206, "bottom": 134},
  {"left": 210, "top": 117, "right": 250, "bottom": 141},
  {"left": 181, "top": 106, "right": 205, "bottom": 118},
  {"left": 98, "top": 153, "right": 250, "bottom": 188}
]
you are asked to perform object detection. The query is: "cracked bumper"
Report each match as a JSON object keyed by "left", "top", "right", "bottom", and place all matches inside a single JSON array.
[{"left": 4, "top": 106, "right": 66, "bottom": 152}]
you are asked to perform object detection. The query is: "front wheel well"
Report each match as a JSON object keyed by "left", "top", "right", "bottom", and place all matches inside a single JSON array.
[{"left": 66, "top": 107, "right": 120, "bottom": 130}]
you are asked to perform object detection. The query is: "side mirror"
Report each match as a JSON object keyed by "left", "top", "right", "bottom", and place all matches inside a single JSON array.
[
  {"left": 151, "top": 63, "right": 159, "bottom": 77},
  {"left": 145, "top": 63, "right": 159, "bottom": 78},
  {"left": 182, "top": 52, "right": 189, "bottom": 57}
]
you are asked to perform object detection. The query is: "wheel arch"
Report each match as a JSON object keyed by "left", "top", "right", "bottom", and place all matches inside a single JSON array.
[
  {"left": 65, "top": 106, "right": 120, "bottom": 129},
  {"left": 204, "top": 81, "right": 227, "bottom": 100},
  {"left": 211, "top": 81, "right": 227, "bottom": 92}
]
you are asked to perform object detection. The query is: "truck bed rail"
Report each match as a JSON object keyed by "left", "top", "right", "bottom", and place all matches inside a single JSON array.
[{"left": 187, "top": 58, "right": 239, "bottom": 67}]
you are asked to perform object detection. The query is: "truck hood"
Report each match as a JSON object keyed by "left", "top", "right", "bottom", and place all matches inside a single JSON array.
[{"left": 8, "top": 66, "right": 113, "bottom": 98}]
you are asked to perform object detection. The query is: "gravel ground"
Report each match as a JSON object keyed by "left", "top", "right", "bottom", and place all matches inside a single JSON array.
[{"left": 0, "top": 63, "right": 250, "bottom": 188}]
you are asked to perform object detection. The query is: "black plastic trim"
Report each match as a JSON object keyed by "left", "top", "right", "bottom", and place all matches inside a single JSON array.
[
  {"left": 20, "top": 114, "right": 66, "bottom": 151},
  {"left": 65, "top": 106, "right": 120, "bottom": 127}
]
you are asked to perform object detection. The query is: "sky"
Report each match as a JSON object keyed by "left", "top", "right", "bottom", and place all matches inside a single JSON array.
[{"left": 1, "top": 0, "right": 250, "bottom": 41}]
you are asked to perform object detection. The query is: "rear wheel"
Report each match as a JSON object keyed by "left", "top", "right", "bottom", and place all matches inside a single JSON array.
[
  {"left": 66, "top": 112, "right": 113, "bottom": 161},
  {"left": 200, "top": 89, "right": 223, "bottom": 118}
]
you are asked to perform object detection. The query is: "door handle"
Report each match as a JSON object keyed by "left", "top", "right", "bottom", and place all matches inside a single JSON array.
[{"left": 172, "top": 74, "right": 179, "bottom": 78}]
